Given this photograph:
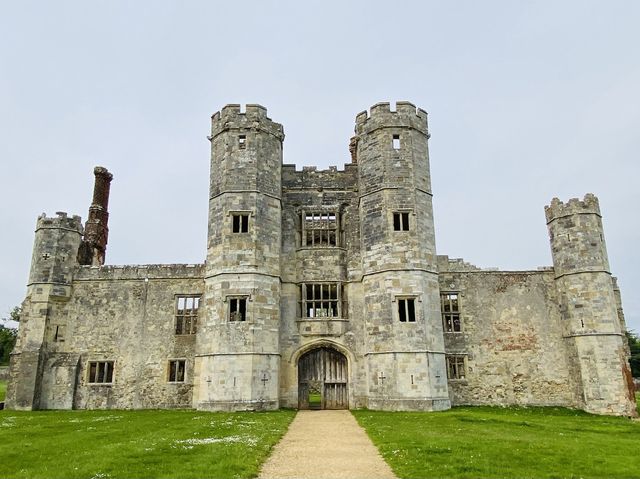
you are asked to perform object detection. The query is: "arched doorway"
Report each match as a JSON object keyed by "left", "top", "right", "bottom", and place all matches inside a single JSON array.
[{"left": 298, "top": 347, "right": 348, "bottom": 409}]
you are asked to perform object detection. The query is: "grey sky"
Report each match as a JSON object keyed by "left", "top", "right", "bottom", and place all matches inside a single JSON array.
[{"left": 1, "top": 1, "right": 639, "bottom": 331}]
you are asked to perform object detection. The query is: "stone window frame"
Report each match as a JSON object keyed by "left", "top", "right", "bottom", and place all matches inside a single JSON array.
[
  {"left": 446, "top": 355, "right": 467, "bottom": 380},
  {"left": 441, "top": 292, "right": 462, "bottom": 333},
  {"left": 167, "top": 358, "right": 187, "bottom": 383},
  {"left": 175, "top": 295, "right": 200, "bottom": 335},
  {"left": 392, "top": 133, "right": 401, "bottom": 150},
  {"left": 87, "top": 360, "right": 114, "bottom": 385},
  {"left": 299, "top": 282, "right": 347, "bottom": 319},
  {"left": 392, "top": 210, "right": 413, "bottom": 232},
  {"left": 225, "top": 294, "right": 251, "bottom": 322},
  {"left": 299, "top": 208, "right": 342, "bottom": 248},
  {"left": 228, "top": 210, "right": 253, "bottom": 234},
  {"left": 53, "top": 324, "right": 66, "bottom": 342},
  {"left": 394, "top": 295, "right": 419, "bottom": 323}
]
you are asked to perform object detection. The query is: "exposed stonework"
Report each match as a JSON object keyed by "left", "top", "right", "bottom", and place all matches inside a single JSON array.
[{"left": 5, "top": 102, "right": 636, "bottom": 416}]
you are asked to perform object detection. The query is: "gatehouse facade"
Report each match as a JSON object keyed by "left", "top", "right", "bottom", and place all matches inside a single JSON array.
[{"left": 6, "top": 102, "right": 636, "bottom": 416}]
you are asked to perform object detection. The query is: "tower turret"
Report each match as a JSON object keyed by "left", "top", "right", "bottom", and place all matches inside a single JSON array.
[
  {"left": 354, "top": 102, "right": 450, "bottom": 411},
  {"left": 194, "top": 104, "right": 284, "bottom": 411},
  {"left": 6, "top": 212, "right": 83, "bottom": 409},
  {"left": 546, "top": 194, "right": 636, "bottom": 416}
]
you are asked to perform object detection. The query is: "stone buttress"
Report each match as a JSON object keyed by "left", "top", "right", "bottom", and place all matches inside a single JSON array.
[
  {"left": 354, "top": 102, "right": 450, "bottom": 410},
  {"left": 546, "top": 194, "right": 636, "bottom": 416},
  {"left": 194, "top": 105, "right": 284, "bottom": 411}
]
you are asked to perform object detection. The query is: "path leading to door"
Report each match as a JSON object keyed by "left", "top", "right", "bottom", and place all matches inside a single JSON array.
[{"left": 258, "top": 410, "right": 398, "bottom": 479}]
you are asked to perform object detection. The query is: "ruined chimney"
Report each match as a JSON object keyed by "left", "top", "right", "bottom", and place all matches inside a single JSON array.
[
  {"left": 78, "top": 166, "right": 113, "bottom": 266},
  {"left": 349, "top": 136, "right": 359, "bottom": 163}
]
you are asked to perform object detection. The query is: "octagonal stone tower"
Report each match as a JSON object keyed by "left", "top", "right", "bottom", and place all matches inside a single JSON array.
[
  {"left": 546, "top": 194, "right": 636, "bottom": 416},
  {"left": 354, "top": 102, "right": 450, "bottom": 410},
  {"left": 194, "top": 105, "right": 284, "bottom": 411}
]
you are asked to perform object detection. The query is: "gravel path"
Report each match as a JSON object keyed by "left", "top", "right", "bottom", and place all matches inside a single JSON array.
[{"left": 258, "top": 410, "right": 398, "bottom": 479}]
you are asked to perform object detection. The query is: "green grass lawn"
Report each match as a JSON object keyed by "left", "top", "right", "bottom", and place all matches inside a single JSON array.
[
  {"left": 354, "top": 406, "right": 640, "bottom": 479},
  {"left": 0, "top": 380, "right": 6, "bottom": 402},
  {"left": 0, "top": 408, "right": 295, "bottom": 479}
]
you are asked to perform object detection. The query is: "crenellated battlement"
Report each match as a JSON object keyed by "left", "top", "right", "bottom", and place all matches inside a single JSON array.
[
  {"left": 210, "top": 103, "right": 284, "bottom": 141},
  {"left": 545, "top": 193, "right": 600, "bottom": 223},
  {"left": 35, "top": 211, "right": 83, "bottom": 233},
  {"left": 282, "top": 163, "right": 358, "bottom": 190},
  {"left": 354, "top": 101, "right": 429, "bottom": 136}
]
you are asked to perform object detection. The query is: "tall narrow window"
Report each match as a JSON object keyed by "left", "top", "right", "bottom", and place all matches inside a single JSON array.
[
  {"left": 229, "top": 297, "right": 248, "bottom": 321},
  {"left": 392, "top": 134, "right": 401, "bottom": 150},
  {"left": 446, "top": 356, "right": 466, "bottom": 380},
  {"left": 441, "top": 293, "right": 461, "bottom": 332},
  {"left": 175, "top": 295, "right": 200, "bottom": 335},
  {"left": 302, "top": 211, "right": 338, "bottom": 247},
  {"left": 398, "top": 298, "right": 416, "bottom": 322},
  {"left": 88, "top": 361, "right": 114, "bottom": 384},
  {"left": 168, "top": 359, "right": 186, "bottom": 382},
  {"left": 393, "top": 212, "right": 410, "bottom": 231},
  {"left": 300, "top": 283, "right": 342, "bottom": 318},
  {"left": 238, "top": 134, "right": 246, "bottom": 149},
  {"left": 232, "top": 214, "right": 249, "bottom": 233}
]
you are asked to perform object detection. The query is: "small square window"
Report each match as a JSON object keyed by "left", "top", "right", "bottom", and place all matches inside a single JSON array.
[
  {"left": 392, "top": 134, "right": 400, "bottom": 150},
  {"left": 232, "top": 214, "right": 249, "bottom": 233},
  {"left": 88, "top": 361, "right": 114, "bottom": 384},
  {"left": 393, "top": 212, "right": 410, "bottom": 231},
  {"left": 447, "top": 355, "right": 466, "bottom": 380},
  {"left": 398, "top": 298, "right": 416, "bottom": 322},
  {"left": 229, "top": 297, "right": 248, "bottom": 321},
  {"left": 168, "top": 359, "right": 186, "bottom": 382}
]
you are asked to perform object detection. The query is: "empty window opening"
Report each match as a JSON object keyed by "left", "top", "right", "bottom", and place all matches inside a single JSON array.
[
  {"left": 229, "top": 297, "right": 248, "bottom": 321},
  {"left": 54, "top": 325, "right": 66, "bottom": 342},
  {"left": 175, "top": 295, "right": 200, "bottom": 335},
  {"left": 232, "top": 214, "right": 249, "bottom": 233},
  {"left": 88, "top": 361, "right": 114, "bottom": 384},
  {"left": 446, "top": 356, "right": 466, "bottom": 380},
  {"left": 392, "top": 134, "right": 401, "bottom": 150},
  {"left": 238, "top": 135, "right": 246, "bottom": 149},
  {"left": 441, "top": 293, "right": 461, "bottom": 332},
  {"left": 398, "top": 298, "right": 416, "bottom": 322},
  {"left": 302, "top": 211, "right": 338, "bottom": 247},
  {"left": 300, "top": 283, "right": 344, "bottom": 318},
  {"left": 168, "top": 359, "right": 186, "bottom": 382},
  {"left": 393, "top": 212, "right": 410, "bottom": 231}
]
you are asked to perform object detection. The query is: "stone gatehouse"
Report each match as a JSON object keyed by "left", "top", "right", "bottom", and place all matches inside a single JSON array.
[{"left": 6, "top": 102, "right": 636, "bottom": 416}]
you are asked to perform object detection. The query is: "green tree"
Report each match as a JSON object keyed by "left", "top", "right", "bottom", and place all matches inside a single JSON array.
[
  {"left": 0, "top": 306, "right": 20, "bottom": 365},
  {"left": 626, "top": 330, "right": 640, "bottom": 378}
]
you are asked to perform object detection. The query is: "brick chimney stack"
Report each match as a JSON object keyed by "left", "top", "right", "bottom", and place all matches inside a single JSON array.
[{"left": 78, "top": 167, "right": 113, "bottom": 266}]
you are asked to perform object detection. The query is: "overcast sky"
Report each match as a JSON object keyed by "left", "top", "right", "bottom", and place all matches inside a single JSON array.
[{"left": 1, "top": 1, "right": 639, "bottom": 332}]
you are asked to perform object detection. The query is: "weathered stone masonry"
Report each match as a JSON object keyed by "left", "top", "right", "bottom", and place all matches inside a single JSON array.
[{"left": 6, "top": 102, "right": 636, "bottom": 416}]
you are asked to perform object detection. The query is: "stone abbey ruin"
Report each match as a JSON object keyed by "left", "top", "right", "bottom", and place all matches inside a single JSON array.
[{"left": 5, "top": 101, "right": 636, "bottom": 416}]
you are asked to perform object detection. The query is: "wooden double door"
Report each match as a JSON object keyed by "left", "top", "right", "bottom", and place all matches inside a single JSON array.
[{"left": 298, "top": 347, "right": 348, "bottom": 409}]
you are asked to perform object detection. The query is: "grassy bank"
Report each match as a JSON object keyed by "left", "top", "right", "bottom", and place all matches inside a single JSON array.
[
  {"left": 354, "top": 406, "right": 639, "bottom": 479},
  {"left": 0, "top": 408, "right": 295, "bottom": 479},
  {"left": 0, "top": 380, "right": 6, "bottom": 401}
]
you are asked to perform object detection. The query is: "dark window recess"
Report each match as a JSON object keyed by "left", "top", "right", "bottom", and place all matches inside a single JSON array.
[
  {"left": 392, "top": 134, "right": 400, "bottom": 150},
  {"left": 398, "top": 298, "right": 416, "bottom": 322},
  {"left": 229, "top": 297, "right": 247, "bottom": 321},
  {"left": 447, "top": 356, "right": 466, "bottom": 379},
  {"left": 393, "top": 212, "right": 410, "bottom": 231},
  {"left": 238, "top": 135, "right": 246, "bottom": 148},
  {"left": 301, "top": 283, "right": 340, "bottom": 318},
  {"left": 441, "top": 293, "right": 461, "bottom": 332},
  {"left": 168, "top": 359, "right": 186, "bottom": 382},
  {"left": 88, "top": 361, "right": 114, "bottom": 383},
  {"left": 175, "top": 296, "right": 200, "bottom": 335},
  {"left": 54, "top": 325, "right": 65, "bottom": 342},
  {"left": 232, "top": 214, "right": 249, "bottom": 233}
]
